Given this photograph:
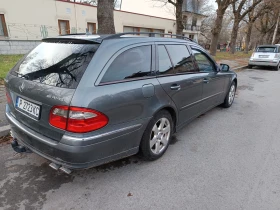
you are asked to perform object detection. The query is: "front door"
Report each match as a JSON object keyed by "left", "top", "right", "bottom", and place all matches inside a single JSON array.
[
  {"left": 192, "top": 48, "right": 226, "bottom": 112},
  {"left": 155, "top": 44, "right": 204, "bottom": 126}
]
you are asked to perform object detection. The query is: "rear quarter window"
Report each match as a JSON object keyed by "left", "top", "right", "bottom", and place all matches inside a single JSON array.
[
  {"left": 100, "top": 45, "right": 152, "bottom": 84},
  {"left": 10, "top": 41, "right": 99, "bottom": 89}
]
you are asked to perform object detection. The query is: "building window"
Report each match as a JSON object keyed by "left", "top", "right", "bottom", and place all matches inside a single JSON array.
[
  {"left": 58, "top": 20, "right": 70, "bottom": 35},
  {"left": 87, "top": 22, "right": 96, "bottom": 34},
  {"left": 123, "top": 26, "right": 164, "bottom": 37},
  {"left": 0, "top": 14, "right": 8, "bottom": 37},
  {"left": 189, "top": 34, "right": 194, "bottom": 39}
]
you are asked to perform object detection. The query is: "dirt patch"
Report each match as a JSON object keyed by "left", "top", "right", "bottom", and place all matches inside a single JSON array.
[
  {"left": 250, "top": 77, "right": 268, "bottom": 82},
  {"left": 238, "top": 85, "right": 254, "bottom": 91},
  {"left": 0, "top": 135, "right": 12, "bottom": 147}
]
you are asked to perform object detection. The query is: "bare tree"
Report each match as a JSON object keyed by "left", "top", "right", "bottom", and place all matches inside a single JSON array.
[
  {"left": 97, "top": 0, "right": 116, "bottom": 34},
  {"left": 272, "top": 11, "right": 280, "bottom": 44},
  {"left": 229, "top": 0, "right": 263, "bottom": 54},
  {"left": 152, "top": 0, "right": 185, "bottom": 35},
  {"left": 243, "top": 0, "right": 271, "bottom": 53},
  {"left": 209, "top": 0, "right": 233, "bottom": 56},
  {"left": 254, "top": 3, "right": 279, "bottom": 45}
]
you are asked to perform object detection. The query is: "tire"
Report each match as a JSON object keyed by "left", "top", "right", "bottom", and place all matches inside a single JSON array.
[
  {"left": 140, "top": 110, "right": 174, "bottom": 161},
  {"left": 248, "top": 65, "right": 253, "bottom": 69},
  {"left": 222, "top": 82, "right": 236, "bottom": 108},
  {"left": 274, "top": 63, "right": 280, "bottom": 71}
]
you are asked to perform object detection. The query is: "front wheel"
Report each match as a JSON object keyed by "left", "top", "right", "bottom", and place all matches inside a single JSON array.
[
  {"left": 222, "top": 82, "right": 236, "bottom": 108},
  {"left": 140, "top": 110, "right": 173, "bottom": 161},
  {"left": 248, "top": 65, "right": 253, "bottom": 69},
  {"left": 274, "top": 63, "right": 280, "bottom": 71}
]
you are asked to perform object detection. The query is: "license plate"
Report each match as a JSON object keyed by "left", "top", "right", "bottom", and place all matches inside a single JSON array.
[
  {"left": 16, "top": 97, "right": 40, "bottom": 118},
  {"left": 259, "top": 55, "right": 269, "bottom": 58}
]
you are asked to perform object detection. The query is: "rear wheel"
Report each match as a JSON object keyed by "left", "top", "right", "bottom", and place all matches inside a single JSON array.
[
  {"left": 248, "top": 65, "right": 253, "bottom": 69},
  {"left": 222, "top": 82, "right": 236, "bottom": 108},
  {"left": 140, "top": 110, "right": 173, "bottom": 161}
]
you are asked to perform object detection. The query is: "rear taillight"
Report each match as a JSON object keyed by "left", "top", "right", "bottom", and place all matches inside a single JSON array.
[
  {"left": 49, "top": 106, "right": 108, "bottom": 133},
  {"left": 6, "top": 92, "right": 12, "bottom": 103}
]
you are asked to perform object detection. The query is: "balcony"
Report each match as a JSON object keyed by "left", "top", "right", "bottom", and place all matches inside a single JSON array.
[{"left": 184, "top": 24, "right": 201, "bottom": 32}]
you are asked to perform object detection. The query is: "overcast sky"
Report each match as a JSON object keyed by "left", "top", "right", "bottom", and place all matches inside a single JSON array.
[{"left": 121, "top": 0, "right": 217, "bottom": 19}]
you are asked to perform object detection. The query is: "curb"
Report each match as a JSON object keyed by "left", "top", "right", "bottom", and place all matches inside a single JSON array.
[
  {"left": 0, "top": 125, "right": 10, "bottom": 137},
  {"left": 233, "top": 65, "right": 248, "bottom": 72}
]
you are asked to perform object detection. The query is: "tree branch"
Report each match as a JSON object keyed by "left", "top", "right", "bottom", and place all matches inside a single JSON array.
[{"left": 167, "top": 0, "right": 176, "bottom": 6}]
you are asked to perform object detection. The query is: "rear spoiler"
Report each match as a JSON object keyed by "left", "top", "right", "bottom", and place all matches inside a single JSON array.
[{"left": 42, "top": 37, "right": 102, "bottom": 44}]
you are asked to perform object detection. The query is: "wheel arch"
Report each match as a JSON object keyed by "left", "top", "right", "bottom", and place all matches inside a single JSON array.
[{"left": 153, "top": 105, "right": 178, "bottom": 133}]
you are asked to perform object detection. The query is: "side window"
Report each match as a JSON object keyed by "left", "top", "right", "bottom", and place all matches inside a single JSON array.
[
  {"left": 157, "top": 45, "right": 175, "bottom": 75},
  {"left": 101, "top": 46, "right": 152, "bottom": 83},
  {"left": 192, "top": 49, "right": 216, "bottom": 72},
  {"left": 165, "top": 45, "right": 197, "bottom": 73}
]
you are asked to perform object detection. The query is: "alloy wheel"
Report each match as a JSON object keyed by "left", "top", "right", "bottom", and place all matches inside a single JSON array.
[
  {"left": 150, "top": 118, "right": 171, "bottom": 155},
  {"left": 228, "top": 84, "right": 236, "bottom": 105}
]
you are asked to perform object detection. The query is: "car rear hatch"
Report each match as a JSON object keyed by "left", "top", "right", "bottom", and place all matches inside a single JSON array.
[
  {"left": 5, "top": 38, "right": 100, "bottom": 141},
  {"left": 252, "top": 46, "right": 279, "bottom": 61}
]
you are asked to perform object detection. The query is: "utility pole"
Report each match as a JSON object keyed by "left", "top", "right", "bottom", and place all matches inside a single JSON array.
[{"left": 272, "top": 14, "right": 279, "bottom": 44}]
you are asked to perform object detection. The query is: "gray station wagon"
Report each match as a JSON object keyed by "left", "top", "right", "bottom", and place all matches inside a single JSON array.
[{"left": 5, "top": 33, "right": 237, "bottom": 173}]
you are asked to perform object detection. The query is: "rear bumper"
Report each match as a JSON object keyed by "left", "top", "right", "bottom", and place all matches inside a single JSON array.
[
  {"left": 6, "top": 109, "right": 147, "bottom": 169},
  {"left": 249, "top": 60, "right": 279, "bottom": 67}
]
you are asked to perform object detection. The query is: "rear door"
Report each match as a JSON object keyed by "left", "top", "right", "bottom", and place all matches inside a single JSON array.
[
  {"left": 155, "top": 43, "right": 204, "bottom": 126},
  {"left": 191, "top": 48, "right": 226, "bottom": 112},
  {"left": 5, "top": 40, "right": 99, "bottom": 141}
]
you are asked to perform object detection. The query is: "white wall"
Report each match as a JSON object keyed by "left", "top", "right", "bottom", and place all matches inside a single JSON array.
[{"left": 0, "top": 0, "right": 177, "bottom": 40}]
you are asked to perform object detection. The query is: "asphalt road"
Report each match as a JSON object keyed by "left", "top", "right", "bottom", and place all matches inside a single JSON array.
[{"left": 1, "top": 68, "right": 280, "bottom": 210}]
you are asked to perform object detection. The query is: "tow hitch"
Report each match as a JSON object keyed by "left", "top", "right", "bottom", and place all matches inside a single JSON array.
[{"left": 11, "top": 139, "right": 32, "bottom": 153}]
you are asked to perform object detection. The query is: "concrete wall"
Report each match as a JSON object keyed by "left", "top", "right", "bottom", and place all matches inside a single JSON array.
[{"left": 0, "top": 40, "right": 41, "bottom": 55}]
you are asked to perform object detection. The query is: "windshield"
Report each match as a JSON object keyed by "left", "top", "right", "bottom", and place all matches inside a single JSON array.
[
  {"left": 11, "top": 42, "right": 99, "bottom": 88},
  {"left": 256, "top": 47, "right": 277, "bottom": 53}
]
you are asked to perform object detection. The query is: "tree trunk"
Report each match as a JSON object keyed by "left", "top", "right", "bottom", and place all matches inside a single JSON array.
[
  {"left": 209, "top": 9, "right": 225, "bottom": 56},
  {"left": 97, "top": 0, "right": 116, "bottom": 34},
  {"left": 230, "top": 18, "right": 240, "bottom": 54},
  {"left": 272, "top": 14, "right": 280, "bottom": 44},
  {"left": 244, "top": 21, "right": 253, "bottom": 54},
  {"left": 176, "top": 0, "right": 184, "bottom": 35}
]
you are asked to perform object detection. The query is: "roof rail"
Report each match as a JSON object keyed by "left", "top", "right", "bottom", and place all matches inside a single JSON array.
[
  {"left": 59, "top": 33, "right": 88, "bottom": 36},
  {"left": 104, "top": 32, "right": 194, "bottom": 42}
]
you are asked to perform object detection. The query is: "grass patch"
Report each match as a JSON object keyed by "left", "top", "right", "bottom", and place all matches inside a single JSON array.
[
  {"left": 213, "top": 51, "right": 252, "bottom": 61},
  {"left": 0, "top": 55, "right": 23, "bottom": 82}
]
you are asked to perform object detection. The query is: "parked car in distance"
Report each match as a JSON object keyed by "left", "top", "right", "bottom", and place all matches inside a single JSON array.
[
  {"left": 249, "top": 45, "right": 280, "bottom": 70},
  {"left": 5, "top": 33, "right": 237, "bottom": 173}
]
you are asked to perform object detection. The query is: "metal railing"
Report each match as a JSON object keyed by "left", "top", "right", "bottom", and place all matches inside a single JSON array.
[{"left": 184, "top": 24, "right": 201, "bottom": 32}]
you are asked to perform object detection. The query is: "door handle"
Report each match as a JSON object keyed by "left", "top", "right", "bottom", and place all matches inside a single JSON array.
[
  {"left": 203, "top": 78, "right": 209, "bottom": 84},
  {"left": 170, "top": 84, "right": 181, "bottom": 90}
]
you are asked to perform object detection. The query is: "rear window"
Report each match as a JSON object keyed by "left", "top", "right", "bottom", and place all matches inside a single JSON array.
[
  {"left": 257, "top": 47, "right": 277, "bottom": 53},
  {"left": 11, "top": 41, "right": 99, "bottom": 88}
]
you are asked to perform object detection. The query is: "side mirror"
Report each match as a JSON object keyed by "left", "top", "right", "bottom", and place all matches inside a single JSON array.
[{"left": 220, "top": 63, "right": 230, "bottom": 72}]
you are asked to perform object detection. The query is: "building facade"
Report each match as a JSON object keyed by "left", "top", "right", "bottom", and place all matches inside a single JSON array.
[{"left": 0, "top": 0, "right": 205, "bottom": 54}]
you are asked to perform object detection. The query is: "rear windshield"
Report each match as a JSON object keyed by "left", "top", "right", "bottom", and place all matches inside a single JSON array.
[
  {"left": 10, "top": 41, "right": 99, "bottom": 88},
  {"left": 256, "top": 47, "right": 277, "bottom": 53}
]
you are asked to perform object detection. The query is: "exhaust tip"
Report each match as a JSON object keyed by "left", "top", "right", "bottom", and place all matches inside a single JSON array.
[
  {"left": 49, "top": 162, "right": 60, "bottom": 170},
  {"left": 59, "top": 166, "right": 72, "bottom": 174}
]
